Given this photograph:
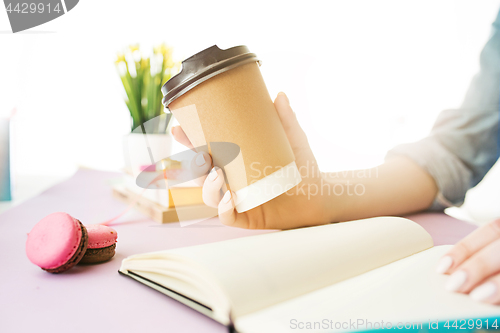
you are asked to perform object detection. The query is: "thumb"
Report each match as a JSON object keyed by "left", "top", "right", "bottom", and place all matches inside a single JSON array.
[{"left": 274, "top": 92, "right": 312, "bottom": 156}]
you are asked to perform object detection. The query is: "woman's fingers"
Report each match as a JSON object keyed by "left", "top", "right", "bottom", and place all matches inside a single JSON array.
[
  {"left": 218, "top": 191, "right": 237, "bottom": 225},
  {"left": 274, "top": 93, "right": 309, "bottom": 152},
  {"left": 436, "top": 219, "right": 500, "bottom": 274},
  {"left": 202, "top": 167, "right": 224, "bottom": 208},
  {"left": 190, "top": 151, "right": 212, "bottom": 186},
  {"left": 470, "top": 275, "right": 500, "bottom": 304},
  {"left": 172, "top": 126, "right": 194, "bottom": 149},
  {"left": 444, "top": 239, "right": 500, "bottom": 294},
  {"left": 218, "top": 191, "right": 250, "bottom": 228}
]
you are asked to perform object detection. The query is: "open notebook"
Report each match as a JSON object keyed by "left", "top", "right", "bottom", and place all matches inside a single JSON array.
[{"left": 119, "top": 217, "right": 500, "bottom": 332}]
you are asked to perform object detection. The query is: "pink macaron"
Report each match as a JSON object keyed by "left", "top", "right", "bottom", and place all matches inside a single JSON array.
[
  {"left": 80, "top": 224, "right": 118, "bottom": 264},
  {"left": 26, "top": 212, "right": 88, "bottom": 273}
]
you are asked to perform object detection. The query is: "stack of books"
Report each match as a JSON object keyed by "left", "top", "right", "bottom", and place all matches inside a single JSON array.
[{"left": 113, "top": 159, "right": 218, "bottom": 223}]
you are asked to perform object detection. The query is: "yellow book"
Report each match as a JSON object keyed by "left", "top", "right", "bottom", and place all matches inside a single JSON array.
[
  {"left": 112, "top": 185, "right": 217, "bottom": 223},
  {"left": 122, "top": 174, "right": 204, "bottom": 208},
  {"left": 168, "top": 187, "right": 204, "bottom": 208}
]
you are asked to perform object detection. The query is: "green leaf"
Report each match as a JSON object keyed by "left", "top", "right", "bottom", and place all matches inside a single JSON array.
[{"left": 116, "top": 44, "right": 179, "bottom": 133}]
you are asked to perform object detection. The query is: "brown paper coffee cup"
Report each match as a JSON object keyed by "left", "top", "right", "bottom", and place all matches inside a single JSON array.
[{"left": 162, "top": 45, "right": 301, "bottom": 212}]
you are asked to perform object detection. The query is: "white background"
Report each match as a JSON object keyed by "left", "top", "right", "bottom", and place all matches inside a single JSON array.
[{"left": 0, "top": 0, "right": 499, "bottom": 181}]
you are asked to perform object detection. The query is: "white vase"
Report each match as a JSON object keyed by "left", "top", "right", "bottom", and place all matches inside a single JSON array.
[{"left": 123, "top": 133, "right": 173, "bottom": 177}]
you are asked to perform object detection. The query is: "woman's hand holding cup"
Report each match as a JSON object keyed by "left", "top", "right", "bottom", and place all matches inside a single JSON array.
[{"left": 172, "top": 93, "right": 334, "bottom": 230}]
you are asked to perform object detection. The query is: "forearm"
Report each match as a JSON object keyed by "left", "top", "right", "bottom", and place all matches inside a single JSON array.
[{"left": 324, "top": 156, "right": 438, "bottom": 222}]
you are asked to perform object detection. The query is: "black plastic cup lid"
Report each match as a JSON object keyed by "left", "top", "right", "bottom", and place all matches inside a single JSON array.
[{"left": 161, "top": 45, "right": 260, "bottom": 108}]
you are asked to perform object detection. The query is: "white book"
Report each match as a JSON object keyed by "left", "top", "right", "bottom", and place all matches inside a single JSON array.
[
  {"left": 119, "top": 217, "right": 500, "bottom": 332},
  {"left": 123, "top": 173, "right": 170, "bottom": 207}
]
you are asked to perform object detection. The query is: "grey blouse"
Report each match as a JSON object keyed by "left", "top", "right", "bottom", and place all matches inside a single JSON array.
[{"left": 387, "top": 9, "right": 500, "bottom": 210}]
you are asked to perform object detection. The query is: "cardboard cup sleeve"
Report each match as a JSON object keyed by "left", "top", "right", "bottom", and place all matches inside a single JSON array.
[{"left": 169, "top": 61, "right": 302, "bottom": 212}]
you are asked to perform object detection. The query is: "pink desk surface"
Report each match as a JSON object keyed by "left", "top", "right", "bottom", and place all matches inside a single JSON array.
[{"left": 0, "top": 168, "right": 477, "bottom": 333}]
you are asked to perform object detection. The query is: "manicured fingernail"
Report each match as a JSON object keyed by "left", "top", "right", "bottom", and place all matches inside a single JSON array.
[
  {"left": 195, "top": 153, "right": 206, "bottom": 167},
  {"left": 470, "top": 282, "right": 497, "bottom": 302},
  {"left": 436, "top": 256, "right": 453, "bottom": 274},
  {"left": 222, "top": 190, "right": 232, "bottom": 204},
  {"left": 279, "top": 92, "right": 289, "bottom": 105},
  {"left": 208, "top": 168, "right": 218, "bottom": 181},
  {"left": 445, "top": 270, "right": 468, "bottom": 292}
]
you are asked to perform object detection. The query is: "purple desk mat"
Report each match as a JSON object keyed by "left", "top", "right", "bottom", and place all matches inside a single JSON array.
[{"left": 0, "top": 168, "right": 477, "bottom": 333}]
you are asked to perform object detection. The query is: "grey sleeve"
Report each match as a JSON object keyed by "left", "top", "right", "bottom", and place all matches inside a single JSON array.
[{"left": 386, "top": 10, "right": 500, "bottom": 210}]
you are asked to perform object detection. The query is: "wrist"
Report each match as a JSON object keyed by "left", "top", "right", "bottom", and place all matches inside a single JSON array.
[{"left": 319, "top": 173, "right": 348, "bottom": 223}]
